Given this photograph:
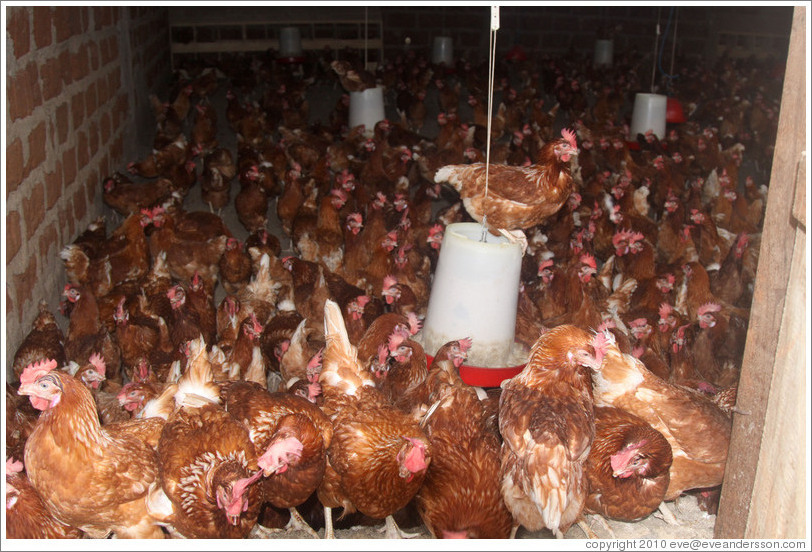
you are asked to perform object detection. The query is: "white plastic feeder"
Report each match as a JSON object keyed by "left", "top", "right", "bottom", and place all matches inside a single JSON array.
[
  {"left": 432, "top": 36, "right": 454, "bottom": 66},
  {"left": 629, "top": 92, "right": 667, "bottom": 140},
  {"left": 278, "top": 27, "right": 303, "bottom": 58},
  {"left": 594, "top": 39, "right": 614, "bottom": 67},
  {"left": 348, "top": 86, "right": 386, "bottom": 137},
  {"left": 421, "top": 222, "right": 523, "bottom": 369}
]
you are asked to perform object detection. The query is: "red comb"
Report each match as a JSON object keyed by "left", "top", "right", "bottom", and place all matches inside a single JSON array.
[
  {"left": 591, "top": 331, "right": 611, "bottom": 367},
  {"left": 580, "top": 253, "right": 597, "bottom": 269},
  {"left": 388, "top": 332, "right": 406, "bottom": 353},
  {"left": 20, "top": 359, "right": 58, "bottom": 386},
  {"left": 697, "top": 302, "right": 722, "bottom": 316},
  {"left": 377, "top": 343, "right": 389, "bottom": 365},
  {"left": 406, "top": 312, "right": 422, "bottom": 335},
  {"left": 561, "top": 127, "right": 577, "bottom": 149},
  {"left": 6, "top": 457, "right": 24, "bottom": 474},
  {"left": 88, "top": 353, "right": 106, "bottom": 376}
]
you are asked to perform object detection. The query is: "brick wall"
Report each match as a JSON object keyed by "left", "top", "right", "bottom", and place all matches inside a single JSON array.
[{"left": 5, "top": 6, "right": 170, "bottom": 376}]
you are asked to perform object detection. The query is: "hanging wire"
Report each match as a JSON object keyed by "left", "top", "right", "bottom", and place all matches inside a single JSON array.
[
  {"left": 481, "top": 8, "right": 499, "bottom": 242},
  {"left": 651, "top": 8, "right": 660, "bottom": 92},
  {"left": 658, "top": 6, "right": 679, "bottom": 90},
  {"left": 364, "top": 7, "right": 369, "bottom": 70},
  {"left": 669, "top": 7, "right": 678, "bottom": 77}
]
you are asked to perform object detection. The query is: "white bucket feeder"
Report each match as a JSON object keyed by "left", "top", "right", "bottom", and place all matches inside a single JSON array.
[
  {"left": 594, "top": 39, "right": 614, "bottom": 67},
  {"left": 348, "top": 85, "right": 386, "bottom": 137},
  {"left": 432, "top": 36, "right": 454, "bottom": 66},
  {"left": 422, "top": 222, "right": 523, "bottom": 372},
  {"left": 278, "top": 27, "right": 303, "bottom": 58},
  {"left": 629, "top": 92, "right": 667, "bottom": 140}
]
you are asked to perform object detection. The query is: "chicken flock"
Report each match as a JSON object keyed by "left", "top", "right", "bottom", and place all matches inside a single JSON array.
[{"left": 6, "top": 41, "right": 781, "bottom": 540}]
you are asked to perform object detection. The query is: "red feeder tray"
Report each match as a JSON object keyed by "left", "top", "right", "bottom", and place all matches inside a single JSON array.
[
  {"left": 666, "top": 97, "right": 686, "bottom": 123},
  {"left": 425, "top": 354, "right": 525, "bottom": 388}
]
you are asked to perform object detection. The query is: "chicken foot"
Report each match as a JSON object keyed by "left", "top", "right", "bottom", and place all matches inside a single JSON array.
[
  {"left": 577, "top": 519, "right": 600, "bottom": 539},
  {"left": 380, "top": 514, "right": 420, "bottom": 539},
  {"left": 286, "top": 507, "right": 320, "bottom": 538},
  {"left": 249, "top": 508, "right": 320, "bottom": 539},
  {"left": 494, "top": 228, "right": 528, "bottom": 256},
  {"left": 655, "top": 502, "right": 680, "bottom": 525},
  {"left": 324, "top": 506, "right": 335, "bottom": 539},
  {"left": 579, "top": 515, "right": 617, "bottom": 539}
]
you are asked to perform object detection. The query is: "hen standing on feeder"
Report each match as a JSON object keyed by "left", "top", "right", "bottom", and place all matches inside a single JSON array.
[{"left": 434, "top": 128, "right": 579, "bottom": 254}]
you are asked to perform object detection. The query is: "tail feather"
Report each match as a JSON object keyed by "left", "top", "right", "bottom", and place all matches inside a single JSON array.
[
  {"left": 433, "top": 165, "right": 464, "bottom": 190},
  {"left": 323, "top": 299, "right": 350, "bottom": 356},
  {"left": 176, "top": 335, "right": 221, "bottom": 407}
]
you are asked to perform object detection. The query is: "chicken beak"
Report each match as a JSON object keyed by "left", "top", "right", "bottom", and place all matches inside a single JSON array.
[{"left": 17, "top": 383, "right": 33, "bottom": 397}]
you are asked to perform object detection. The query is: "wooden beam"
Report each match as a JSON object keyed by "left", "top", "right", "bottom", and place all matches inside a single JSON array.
[{"left": 714, "top": 5, "right": 807, "bottom": 538}]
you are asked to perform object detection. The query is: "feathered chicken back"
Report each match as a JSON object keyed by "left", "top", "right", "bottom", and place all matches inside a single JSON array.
[{"left": 434, "top": 128, "right": 579, "bottom": 232}]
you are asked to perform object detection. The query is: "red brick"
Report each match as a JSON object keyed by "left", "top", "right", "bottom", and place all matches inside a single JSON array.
[
  {"left": 111, "top": 135, "right": 124, "bottom": 161},
  {"left": 77, "top": 131, "right": 89, "bottom": 168},
  {"left": 6, "top": 138, "right": 24, "bottom": 193},
  {"left": 101, "top": 36, "right": 114, "bottom": 65},
  {"left": 108, "top": 69, "right": 121, "bottom": 93},
  {"left": 80, "top": 6, "right": 90, "bottom": 33},
  {"left": 39, "top": 221, "right": 59, "bottom": 260},
  {"left": 22, "top": 181, "right": 45, "bottom": 240},
  {"left": 88, "top": 40, "right": 100, "bottom": 71},
  {"left": 94, "top": 6, "right": 108, "bottom": 30},
  {"left": 26, "top": 122, "right": 47, "bottom": 177},
  {"left": 59, "top": 203, "right": 76, "bottom": 241},
  {"left": 63, "top": 146, "right": 78, "bottom": 185},
  {"left": 40, "top": 55, "right": 63, "bottom": 101},
  {"left": 8, "top": 7, "right": 31, "bottom": 59},
  {"left": 55, "top": 101, "right": 69, "bottom": 145},
  {"left": 100, "top": 111, "right": 111, "bottom": 144},
  {"left": 72, "top": 185, "right": 88, "bottom": 222},
  {"left": 71, "top": 43, "right": 90, "bottom": 81},
  {"left": 88, "top": 120, "right": 99, "bottom": 157},
  {"left": 84, "top": 81, "right": 97, "bottom": 115},
  {"left": 7, "top": 62, "right": 41, "bottom": 121},
  {"left": 45, "top": 164, "right": 63, "bottom": 210},
  {"left": 109, "top": 36, "right": 120, "bottom": 61},
  {"left": 6, "top": 210, "right": 22, "bottom": 264},
  {"left": 71, "top": 92, "right": 85, "bottom": 129},
  {"left": 33, "top": 6, "right": 52, "bottom": 48},
  {"left": 85, "top": 169, "right": 98, "bottom": 206},
  {"left": 112, "top": 94, "right": 123, "bottom": 128},
  {"left": 59, "top": 49, "right": 73, "bottom": 88},
  {"left": 100, "top": 154, "right": 110, "bottom": 180},
  {"left": 7, "top": 289, "right": 15, "bottom": 320},
  {"left": 13, "top": 255, "right": 39, "bottom": 322},
  {"left": 97, "top": 73, "right": 109, "bottom": 104},
  {"left": 54, "top": 7, "right": 82, "bottom": 43}
]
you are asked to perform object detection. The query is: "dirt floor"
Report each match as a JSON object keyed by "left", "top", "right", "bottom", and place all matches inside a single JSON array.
[{"left": 246, "top": 493, "right": 715, "bottom": 541}]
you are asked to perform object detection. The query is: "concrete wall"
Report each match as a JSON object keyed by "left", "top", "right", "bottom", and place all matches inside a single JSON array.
[{"left": 5, "top": 6, "right": 170, "bottom": 375}]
